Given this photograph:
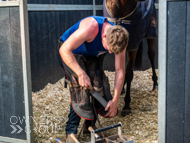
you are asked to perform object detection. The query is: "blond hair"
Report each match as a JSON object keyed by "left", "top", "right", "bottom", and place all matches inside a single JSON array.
[{"left": 106, "top": 25, "right": 129, "bottom": 54}]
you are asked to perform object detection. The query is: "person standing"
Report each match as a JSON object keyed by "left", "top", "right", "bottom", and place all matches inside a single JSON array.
[{"left": 58, "top": 16, "right": 129, "bottom": 143}]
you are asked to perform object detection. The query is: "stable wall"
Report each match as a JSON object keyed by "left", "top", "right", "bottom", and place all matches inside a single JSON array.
[
  {"left": 166, "top": 1, "right": 190, "bottom": 142},
  {"left": 158, "top": 0, "right": 190, "bottom": 143},
  {"left": 0, "top": 0, "right": 33, "bottom": 142}
]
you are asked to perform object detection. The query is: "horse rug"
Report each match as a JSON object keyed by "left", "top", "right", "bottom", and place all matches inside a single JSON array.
[{"left": 103, "top": 0, "right": 158, "bottom": 51}]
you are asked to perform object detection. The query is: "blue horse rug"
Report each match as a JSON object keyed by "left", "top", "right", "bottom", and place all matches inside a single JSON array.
[{"left": 103, "top": 0, "right": 158, "bottom": 51}]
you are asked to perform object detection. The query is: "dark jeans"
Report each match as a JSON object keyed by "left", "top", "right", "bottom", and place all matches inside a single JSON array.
[
  {"left": 65, "top": 105, "right": 80, "bottom": 134},
  {"left": 66, "top": 105, "right": 97, "bottom": 134}
]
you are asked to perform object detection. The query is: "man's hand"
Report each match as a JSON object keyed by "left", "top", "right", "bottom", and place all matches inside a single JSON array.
[
  {"left": 78, "top": 72, "right": 93, "bottom": 90},
  {"left": 105, "top": 100, "right": 118, "bottom": 117}
]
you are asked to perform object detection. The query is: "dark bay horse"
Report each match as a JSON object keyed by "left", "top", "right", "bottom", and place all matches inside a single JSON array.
[{"left": 103, "top": 0, "right": 158, "bottom": 116}]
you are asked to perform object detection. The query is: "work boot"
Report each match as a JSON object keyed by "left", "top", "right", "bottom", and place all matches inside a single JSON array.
[
  {"left": 83, "top": 120, "right": 96, "bottom": 134},
  {"left": 83, "top": 123, "right": 106, "bottom": 138},
  {"left": 66, "top": 134, "right": 78, "bottom": 143}
]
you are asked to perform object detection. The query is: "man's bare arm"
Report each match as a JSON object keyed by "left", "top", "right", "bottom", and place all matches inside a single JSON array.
[
  {"left": 105, "top": 49, "right": 126, "bottom": 117},
  {"left": 59, "top": 18, "right": 98, "bottom": 89}
]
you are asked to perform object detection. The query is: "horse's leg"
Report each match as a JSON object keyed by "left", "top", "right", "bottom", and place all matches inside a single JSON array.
[
  {"left": 121, "top": 54, "right": 127, "bottom": 95},
  {"left": 121, "top": 76, "right": 126, "bottom": 95},
  {"left": 147, "top": 38, "right": 158, "bottom": 90},
  {"left": 121, "top": 51, "right": 137, "bottom": 117}
]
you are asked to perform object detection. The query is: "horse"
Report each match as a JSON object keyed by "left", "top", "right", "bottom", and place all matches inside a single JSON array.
[{"left": 103, "top": 0, "right": 158, "bottom": 116}]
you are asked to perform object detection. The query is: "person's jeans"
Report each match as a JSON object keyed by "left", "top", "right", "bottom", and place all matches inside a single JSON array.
[
  {"left": 65, "top": 105, "right": 97, "bottom": 134},
  {"left": 65, "top": 105, "right": 81, "bottom": 134}
]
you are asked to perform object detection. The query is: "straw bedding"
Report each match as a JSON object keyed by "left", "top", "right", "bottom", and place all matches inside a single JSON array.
[{"left": 32, "top": 68, "right": 158, "bottom": 143}]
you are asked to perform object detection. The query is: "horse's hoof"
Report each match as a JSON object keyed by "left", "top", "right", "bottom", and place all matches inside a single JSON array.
[
  {"left": 152, "top": 85, "right": 158, "bottom": 91},
  {"left": 121, "top": 109, "right": 131, "bottom": 117}
]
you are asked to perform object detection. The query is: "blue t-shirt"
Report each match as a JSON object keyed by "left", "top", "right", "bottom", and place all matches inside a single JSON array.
[{"left": 60, "top": 16, "right": 114, "bottom": 56}]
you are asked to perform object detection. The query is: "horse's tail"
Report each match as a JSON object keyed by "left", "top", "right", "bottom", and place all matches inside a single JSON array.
[{"left": 135, "top": 41, "right": 143, "bottom": 69}]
